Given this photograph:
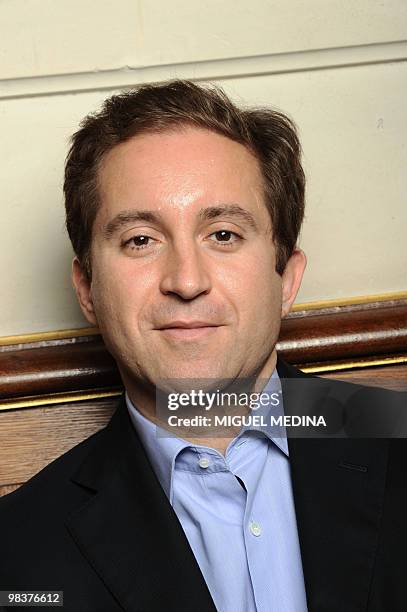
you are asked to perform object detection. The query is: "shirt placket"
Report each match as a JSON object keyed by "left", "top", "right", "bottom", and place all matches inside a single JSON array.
[{"left": 229, "top": 435, "right": 269, "bottom": 612}]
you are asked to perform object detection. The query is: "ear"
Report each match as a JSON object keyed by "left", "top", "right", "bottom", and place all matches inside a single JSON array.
[
  {"left": 71, "top": 257, "right": 98, "bottom": 326},
  {"left": 281, "top": 248, "right": 307, "bottom": 318}
]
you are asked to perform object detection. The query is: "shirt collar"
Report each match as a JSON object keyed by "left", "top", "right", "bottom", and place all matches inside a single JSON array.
[
  {"left": 126, "top": 368, "right": 288, "bottom": 501},
  {"left": 126, "top": 396, "right": 189, "bottom": 500},
  {"left": 239, "top": 368, "right": 288, "bottom": 456}
]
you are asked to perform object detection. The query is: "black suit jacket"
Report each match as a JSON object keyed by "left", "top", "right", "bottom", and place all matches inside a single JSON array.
[{"left": 0, "top": 359, "right": 406, "bottom": 611}]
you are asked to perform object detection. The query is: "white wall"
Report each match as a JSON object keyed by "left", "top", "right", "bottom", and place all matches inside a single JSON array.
[{"left": 1, "top": 1, "right": 406, "bottom": 336}]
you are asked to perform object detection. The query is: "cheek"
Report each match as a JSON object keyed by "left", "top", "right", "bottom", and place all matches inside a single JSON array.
[
  {"left": 216, "top": 249, "right": 281, "bottom": 315},
  {"left": 92, "top": 260, "right": 165, "bottom": 344},
  {"left": 93, "top": 250, "right": 156, "bottom": 302},
  {"left": 89, "top": 264, "right": 132, "bottom": 324},
  {"left": 260, "top": 263, "right": 283, "bottom": 321}
]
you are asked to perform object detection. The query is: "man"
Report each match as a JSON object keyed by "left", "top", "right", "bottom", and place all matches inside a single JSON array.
[{"left": 0, "top": 80, "right": 405, "bottom": 611}]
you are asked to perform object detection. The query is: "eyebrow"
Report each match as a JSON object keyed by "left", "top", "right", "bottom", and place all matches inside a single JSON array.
[
  {"left": 199, "top": 205, "right": 258, "bottom": 230},
  {"left": 102, "top": 210, "right": 163, "bottom": 238},
  {"left": 102, "top": 204, "right": 258, "bottom": 238}
]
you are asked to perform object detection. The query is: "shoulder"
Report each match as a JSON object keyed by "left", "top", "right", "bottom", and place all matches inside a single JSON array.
[
  {"left": 0, "top": 421, "right": 114, "bottom": 585},
  {"left": 278, "top": 356, "right": 406, "bottom": 439},
  {"left": 278, "top": 355, "right": 406, "bottom": 401}
]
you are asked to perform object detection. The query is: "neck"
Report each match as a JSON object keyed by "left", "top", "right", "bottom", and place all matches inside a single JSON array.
[{"left": 122, "top": 350, "right": 278, "bottom": 455}]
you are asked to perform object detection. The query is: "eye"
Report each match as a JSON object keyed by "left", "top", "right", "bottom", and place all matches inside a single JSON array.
[
  {"left": 123, "top": 235, "right": 154, "bottom": 250},
  {"left": 208, "top": 230, "right": 242, "bottom": 247}
]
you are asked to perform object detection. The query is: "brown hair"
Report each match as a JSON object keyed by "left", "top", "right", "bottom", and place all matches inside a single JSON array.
[{"left": 64, "top": 80, "right": 305, "bottom": 277}]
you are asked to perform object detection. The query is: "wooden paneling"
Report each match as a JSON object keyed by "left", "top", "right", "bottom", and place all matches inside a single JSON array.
[
  {"left": 0, "top": 484, "right": 23, "bottom": 497},
  {"left": 0, "top": 399, "right": 116, "bottom": 488},
  {"left": 321, "top": 363, "right": 407, "bottom": 392},
  {"left": 1, "top": 299, "right": 406, "bottom": 403},
  {"left": 280, "top": 300, "right": 407, "bottom": 363},
  {"left": 0, "top": 338, "right": 121, "bottom": 399}
]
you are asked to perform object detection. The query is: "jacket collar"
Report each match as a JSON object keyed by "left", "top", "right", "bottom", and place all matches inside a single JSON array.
[{"left": 66, "top": 398, "right": 217, "bottom": 611}]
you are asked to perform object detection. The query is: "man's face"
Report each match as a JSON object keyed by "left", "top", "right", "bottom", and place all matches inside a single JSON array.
[{"left": 73, "top": 127, "right": 305, "bottom": 393}]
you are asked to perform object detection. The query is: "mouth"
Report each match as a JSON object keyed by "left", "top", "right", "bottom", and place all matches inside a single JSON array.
[{"left": 155, "top": 321, "right": 222, "bottom": 340}]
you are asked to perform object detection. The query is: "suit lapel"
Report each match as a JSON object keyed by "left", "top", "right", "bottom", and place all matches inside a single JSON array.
[
  {"left": 65, "top": 398, "right": 216, "bottom": 612},
  {"left": 278, "top": 359, "right": 389, "bottom": 611}
]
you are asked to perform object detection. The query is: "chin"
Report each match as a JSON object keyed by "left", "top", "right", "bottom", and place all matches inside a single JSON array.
[{"left": 153, "top": 360, "right": 231, "bottom": 390}]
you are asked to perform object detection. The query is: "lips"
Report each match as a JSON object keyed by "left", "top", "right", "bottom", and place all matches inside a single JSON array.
[
  {"left": 157, "top": 320, "right": 219, "bottom": 330},
  {"left": 155, "top": 321, "right": 221, "bottom": 340}
]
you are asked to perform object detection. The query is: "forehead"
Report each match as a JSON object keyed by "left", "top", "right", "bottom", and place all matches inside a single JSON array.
[{"left": 97, "top": 127, "right": 267, "bottom": 221}]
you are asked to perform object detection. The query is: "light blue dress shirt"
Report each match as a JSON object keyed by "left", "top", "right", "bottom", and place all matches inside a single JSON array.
[{"left": 126, "top": 370, "right": 308, "bottom": 612}]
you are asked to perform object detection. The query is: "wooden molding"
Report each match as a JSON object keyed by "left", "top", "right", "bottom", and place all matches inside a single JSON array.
[
  {"left": 280, "top": 300, "right": 407, "bottom": 363},
  {"left": 1, "top": 298, "right": 406, "bottom": 406}
]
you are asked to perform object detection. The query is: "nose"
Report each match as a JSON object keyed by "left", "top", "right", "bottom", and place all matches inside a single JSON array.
[{"left": 159, "top": 242, "right": 212, "bottom": 300}]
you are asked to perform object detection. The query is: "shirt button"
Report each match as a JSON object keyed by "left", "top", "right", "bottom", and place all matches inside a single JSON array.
[
  {"left": 198, "top": 457, "right": 210, "bottom": 468},
  {"left": 249, "top": 521, "right": 262, "bottom": 537}
]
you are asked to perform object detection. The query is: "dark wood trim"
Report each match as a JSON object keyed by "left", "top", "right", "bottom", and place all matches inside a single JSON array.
[
  {"left": 1, "top": 299, "right": 406, "bottom": 401},
  {"left": 0, "top": 338, "right": 121, "bottom": 399},
  {"left": 280, "top": 300, "right": 407, "bottom": 363}
]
